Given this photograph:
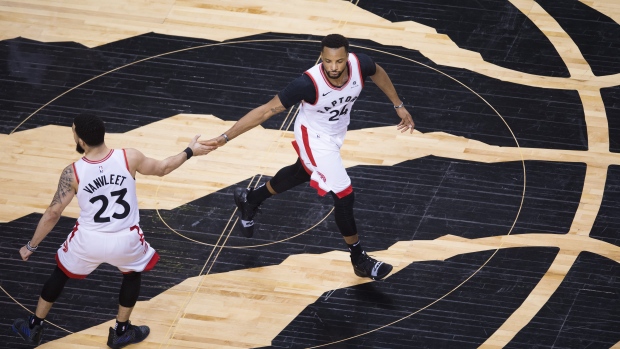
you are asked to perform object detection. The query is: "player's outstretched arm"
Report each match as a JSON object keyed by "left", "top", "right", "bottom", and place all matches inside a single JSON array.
[
  {"left": 20, "top": 165, "right": 77, "bottom": 261},
  {"left": 200, "top": 95, "right": 287, "bottom": 147},
  {"left": 370, "top": 63, "right": 415, "bottom": 133},
  {"left": 127, "top": 134, "right": 216, "bottom": 177}
]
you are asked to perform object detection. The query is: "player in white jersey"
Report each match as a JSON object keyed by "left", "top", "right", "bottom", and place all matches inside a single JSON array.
[
  {"left": 202, "top": 34, "right": 414, "bottom": 281},
  {"left": 12, "top": 114, "right": 215, "bottom": 348}
]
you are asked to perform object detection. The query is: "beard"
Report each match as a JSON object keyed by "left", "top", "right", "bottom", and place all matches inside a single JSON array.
[
  {"left": 76, "top": 143, "right": 85, "bottom": 154},
  {"left": 323, "top": 66, "right": 345, "bottom": 80}
]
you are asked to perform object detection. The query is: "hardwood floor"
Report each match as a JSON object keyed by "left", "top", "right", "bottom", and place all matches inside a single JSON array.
[{"left": 0, "top": 1, "right": 619, "bottom": 348}]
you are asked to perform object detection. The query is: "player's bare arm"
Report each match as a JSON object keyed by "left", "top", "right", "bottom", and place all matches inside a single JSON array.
[
  {"left": 200, "top": 95, "right": 286, "bottom": 147},
  {"left": 126, "top": 134, "right": 215, "bottom": 177},
  {"left": 370, "top": 63, "right": 415, "bottom": 133},
  {"left": 20, "top": 164, "right": 77, "bottom": 261}
]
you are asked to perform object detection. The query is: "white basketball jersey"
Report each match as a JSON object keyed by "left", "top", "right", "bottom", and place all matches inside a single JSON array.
[
  {"left": 297, "top": 53, "right": 364, "bottom": 135},
  {"left": 73, "top": 149, "right": 139, "bottom": 233}
]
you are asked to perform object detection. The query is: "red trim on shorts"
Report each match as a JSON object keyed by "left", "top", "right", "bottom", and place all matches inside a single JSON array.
[
  {"left": 291, "top": 141, "right": 313, "bottom": 175},
  {"left": 144, "top": 251, "right": 160, "bottom": 272},
  {"left": 310, "top": 180, "right": 328, "bottom": 197},
  {"left": 68, "top": 221, "right": 79, "bottom": 242},
  {"left": 72, "top": 162, "right": 79, "bottom": 184},
  {"left": 122, "top": 149, "right": 130, "bottom": 172},
  {"left": 334, "top": 185, "right": 353, "bottom": 199},
  {"left": 121, "top": 252, "right": 159, "bottom": 274},
  {"left": 130, "top": 225, "right": 145, "bottom": 245},
  {"left": 300, "top": 125, "right": 317, "bottom": 167},
  {"left": 55, "top": 254, "right": 87, "bottom": 279}
]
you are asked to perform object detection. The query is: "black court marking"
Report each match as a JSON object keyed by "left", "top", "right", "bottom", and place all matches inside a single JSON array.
[
  {"left": 0, "top": 33, "right": 587, "bottom": 150},
  {"left": 355, "top": 0, "right": 571, "bottom": 77},
  {"left": 536, "top": 0, "right": 620, "bottom": 76},
  {"left": 505, "top": 252, "right": 620, "bottom": 348}
]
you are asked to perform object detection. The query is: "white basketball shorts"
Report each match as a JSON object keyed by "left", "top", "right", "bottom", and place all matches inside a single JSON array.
[
  {"left": 56, "top": 222, "right": 159, "bottom": 278},
  {"left": 292, "top": 123, "right": 353, "bottom": 198}
]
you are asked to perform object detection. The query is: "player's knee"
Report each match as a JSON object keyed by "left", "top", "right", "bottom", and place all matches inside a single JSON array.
[
  {"left": 332, "top": 191, "right": 357, "bottom": 237},
  {"left": 332, "top": 190, "right": 354, "bottom": 208},
  {"left": 292, "top": 158, "right": 311, "bottom": 182},
  {"left": 118, "top": 272, "right": 141, "bottom": 308},
  {"left": 270, "top": 158, "right": 310, "bottom": 193},
  {"left": 40, "top": 266, "right": 69, "bottom": 303}
]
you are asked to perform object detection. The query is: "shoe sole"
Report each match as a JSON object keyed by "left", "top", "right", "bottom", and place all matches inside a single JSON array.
[{"left": 233, "top": 187, "right": 254, "bottom": 238}]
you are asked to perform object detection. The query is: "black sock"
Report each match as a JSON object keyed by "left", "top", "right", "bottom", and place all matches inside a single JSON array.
[
  {"left": 247, "top": 183, "right": 272, "bottom": 205},
  {"left": 28, "top": 315, "right": 44, "bottom": 329},
  {"left": 115, "top": 320, "right": 129, "bottom": 336},
  {"left": 348, "top": 241, "right": 363, "bottom": 261}
]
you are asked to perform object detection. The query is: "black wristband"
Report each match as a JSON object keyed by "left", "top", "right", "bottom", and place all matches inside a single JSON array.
[{"left": 183, "top": 147, "right": 193, "bottom": 160}]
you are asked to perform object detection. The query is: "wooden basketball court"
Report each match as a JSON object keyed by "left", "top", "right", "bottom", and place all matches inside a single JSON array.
[{"left": 1, "top": 0, "right": 619, "bottom": 348}]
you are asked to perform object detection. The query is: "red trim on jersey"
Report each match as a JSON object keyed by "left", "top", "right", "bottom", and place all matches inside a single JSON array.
[
  {"left": 300, "top": 125, "right": 317, "bottom": 167},
  {"left": 291, "top": 141, "right": 313, "bottom": 175},
  {"left": 304, "top": 71, "right": 320, "bottom": 106},
  {"left": 72, "top": 162, "right": 79, "bottom": 184},
  {"left": 334, "top": 185, "right": 353, "bottom": 198},
  {"left": 350, "top": 53, "right": 364, "bottom": 88},
  {"left": 55, "top": 254, "right": 87, "bottom": 279},
  {"left": 82, "top": 149, "right": 114, "bottom": 164},
  {"left": 319, "top": 59, "right": 352, "bottom": 91},
  {"left": 122, "top": 149, "right": 130, "bottom": 172}
]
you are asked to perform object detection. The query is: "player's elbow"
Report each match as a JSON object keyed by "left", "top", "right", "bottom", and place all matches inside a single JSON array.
[
  {"left": 44, "top": 207, "right": 63, "bottom": 222},
  {"left": 158, "top": 163, "right": 175, "bottom": 177},
  {"left": 155, "top": 169, "right": 168, "bottom": 177}
]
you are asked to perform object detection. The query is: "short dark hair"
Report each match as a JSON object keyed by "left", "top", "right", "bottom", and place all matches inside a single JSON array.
[
  {"left": 321, "top": 34, "right": 349, "bottom": 53},
  {"left": 73, "top": 113, "right": 105, "bottom": 147}
]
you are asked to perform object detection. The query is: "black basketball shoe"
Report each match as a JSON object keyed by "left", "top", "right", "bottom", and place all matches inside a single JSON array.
[
  {"left": 107, "top": 321, "right": 150, "bottom": 349},
  {"left": 12, "top": 316, "right": 44, "bottom": 345},
  {"left": 234, "top": 187, "right": 261, "bottom": 238},
  {"left": 351, "top": 252, "right": 393, "bottom": 280}
]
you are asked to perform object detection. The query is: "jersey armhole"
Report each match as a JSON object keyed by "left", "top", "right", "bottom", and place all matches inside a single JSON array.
[
  {"left": 304, "top": 71, "right": 320, "bottom": 106},
  {"left": 122, "top": 149, "right": 131, "bottom": 172},
  {"left": 351, "top": 53, "right": 365, "bottom": 88},
  {"left": 72, "top": 163, "right": 79, "bottom": 184}
]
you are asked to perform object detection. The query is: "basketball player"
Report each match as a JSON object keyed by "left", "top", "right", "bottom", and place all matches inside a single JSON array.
[
  {"left": 12, "top": 114, "right": 216, "bottom": 348},
  {"left": 201, "top": 34, "right": 414, "bottom": 281}
]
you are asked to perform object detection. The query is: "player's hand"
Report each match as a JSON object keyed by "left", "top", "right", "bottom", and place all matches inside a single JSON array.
[
  {"left": 199, "top": 135, "right": 227, "bottom": 147},
  {"left": 395, "top": 107, "right": 415, "bottom": 134},
  {"left": 19, "top": 245, "right": 34, "bottom": 261},
  {"left": 188, "top": 135, "right": 218, "bottom": 156}
]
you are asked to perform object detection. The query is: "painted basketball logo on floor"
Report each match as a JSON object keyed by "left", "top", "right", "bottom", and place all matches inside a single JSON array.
[{"left": 0, "top": 0, "right": 619, "bottom": 348}]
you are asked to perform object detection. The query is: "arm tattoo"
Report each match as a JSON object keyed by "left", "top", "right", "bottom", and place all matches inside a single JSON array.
[
  {"left": 270, "top": 106, "right": 286, "bottom": 114},
  {"left": 50, "top": 165, "right": 74, "bottom": 207}
]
